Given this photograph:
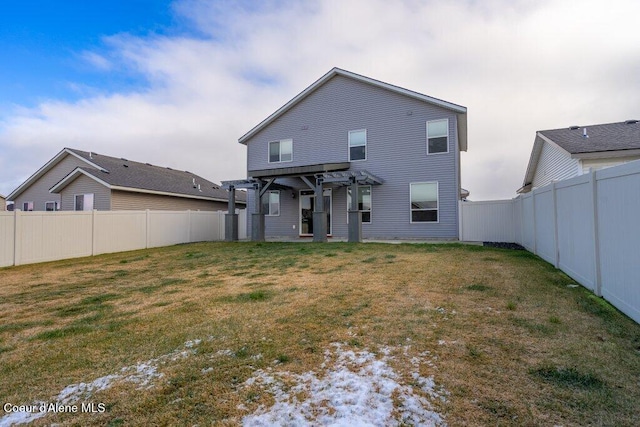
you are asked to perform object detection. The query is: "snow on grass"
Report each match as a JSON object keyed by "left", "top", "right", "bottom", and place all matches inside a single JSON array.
[
  {"left": 0, "top": 339, "right": 203, "bottom": 426},
  {"left": 241, "top": 343, "right": 447, "bottom": 426}
]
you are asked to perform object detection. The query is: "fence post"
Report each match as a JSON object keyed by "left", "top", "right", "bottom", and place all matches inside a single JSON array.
[
  {"left": 551, "top": 182, "right": 560, "bottom": 268},
  {"left": 590, "top": 171, "right": 603, "bottom": 296},
  {"left": 458, "top": 201, "right": 463, "bottom": 241},
  {"left": 13, "top": 209, "right": 21, "bottom": 266},
  {"left": 187, "top": 210, "right": 192, "bottom": 243}
]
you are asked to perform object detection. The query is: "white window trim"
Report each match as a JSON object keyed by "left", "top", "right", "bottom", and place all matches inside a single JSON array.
[
  {"left": 45, "top": 201, "right": 59, "bottom": 211},
  {"left": 23, "top": 201, "right": 34, "bottom": 211},
  {"left": 348, "top": 129, "right": 367, "bottom": 162},
  {"left": 268, "top": 139, "right": 293, "bottom": 164},
  {"left": 426, "top": 119, "right": 449, "bottom": 155},
  {"left": 409, "top": 181, "right": 439, "bottom": 224},
  {"left": 263, "top": 190, "right": 281, "bottom": 216},
  {"left": 74, "top": 193, "right": 94, "bottom": 211},
  {"left": 346, "top": 185, "right": 372, "bottom": 224}
]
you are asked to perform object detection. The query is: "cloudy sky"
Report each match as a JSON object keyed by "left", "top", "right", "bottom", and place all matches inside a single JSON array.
[{"left": 1, "top": 0, "right": 639, "bottom": 201}]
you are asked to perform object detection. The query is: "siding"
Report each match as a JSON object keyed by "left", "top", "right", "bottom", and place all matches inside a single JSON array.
[
  {"left": 532, "top": 137, "right": 579, "bottom": 189},
  {"left": 245, "top": 75, "right": 461, "bottom": 239},
  {"left": 59, "top": 174, "right": 111, "bottom": 210},
  {"left": 580, "top": 155, "right": 640, "bottom": 174},
  {"left": 111, "top": 190, "right": 228, "bottom": 211},
  {"left": 12, "top": 154, "right": 88, "bottom": 211}
]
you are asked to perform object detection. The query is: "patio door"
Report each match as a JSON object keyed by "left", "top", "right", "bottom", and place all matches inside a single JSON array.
[{"left": 299, "top": 189, "right": 332, "bottom": 236}]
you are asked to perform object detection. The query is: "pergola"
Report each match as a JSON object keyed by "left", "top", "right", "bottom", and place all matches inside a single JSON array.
[{"left": 222, "top": 162, "right": 383, "bottom": 243}]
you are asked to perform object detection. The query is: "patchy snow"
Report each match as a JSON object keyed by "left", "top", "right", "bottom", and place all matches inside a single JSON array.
[
  {"left": 0, "top": 339, "right": 202, "bottom": 426},
  {"left": 241, "top": 343, "right": 446, "bottom": 426}
]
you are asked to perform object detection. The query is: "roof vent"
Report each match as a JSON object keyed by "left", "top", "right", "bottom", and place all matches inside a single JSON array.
[
  {"left": 583, "top": 128, "right": 588, "bottom": 138},
  {"left": 197, "top": 184, "right": 201, "bottom": 192},
  {"left": 146, "top": 163, "right": 152, "bottom": 166},
  {"left": 569, "top": 125, "right": 580, "bottom": 130},
  {"left": 123, "top": 164, "right": 129, "bottom": 168},
  {"left": 625, "top": 119, "right": 639, "bottom": 125},
  {"left": 121, "top": 158, "right": 128, "bottom": 161}
]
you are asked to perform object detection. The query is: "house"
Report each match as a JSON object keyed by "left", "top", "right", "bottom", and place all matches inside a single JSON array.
[
  {"left": 223, "top": 68, "right": 467, "bottom": 242},
  {"left": 518, "top": 120, "right": 640, "bottom": 193},
  {"left": 7, "top": 148, "right": 245, "bottom": 211},
  {"left": 0, "top": 194, "right": 5, "bottom": 211}
]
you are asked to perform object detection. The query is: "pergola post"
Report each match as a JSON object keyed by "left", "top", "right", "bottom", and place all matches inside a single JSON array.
[
  {"left": 348, "top": 178, "right": 362, "bottom": 243},
  {"left": 225, "top": 185, "right": 238, "bottom": 242},
  {"left": 313, "top": 176, "right": 327, "bottom": 242},
  {"left": 251, "top": 181, "right": 265, "bottom": 242}
]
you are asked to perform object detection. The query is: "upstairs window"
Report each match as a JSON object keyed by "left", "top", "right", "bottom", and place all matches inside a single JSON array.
[
  {"left": 269, "top": 139, "right": 293, "bottom": 163},
  {"left": 427, "top": 119, "right": 449, "bottom": 154},
  {"left": 347, "top": 186, "right": 372, "bottom": 223},
  {"left": 74, "top": 194, "right": 94, "bottom": 211},
  {"left": 410, "top": 182, "right": 438, "bottom": 222},
  {"left": 349, "top": 129, "right": 367, "bottom": 161},
  {"left": 261, "top": 190, "right": 280, "bottom": 216},
  {"left": 23, "top": 201, "right": 34, "bottom": 211}
]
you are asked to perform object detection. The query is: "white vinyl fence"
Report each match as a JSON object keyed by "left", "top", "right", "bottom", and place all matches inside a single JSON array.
[
  {"left": 460, "top": 160, "right": 640, "bottom": 324},
  {"left": 0, "top": 209, "right": 246, "bottom": 268}
]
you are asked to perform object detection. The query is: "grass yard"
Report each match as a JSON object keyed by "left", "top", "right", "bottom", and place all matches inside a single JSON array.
[{"left": 1, "top": 242, "right": 639, "bottom": 426}]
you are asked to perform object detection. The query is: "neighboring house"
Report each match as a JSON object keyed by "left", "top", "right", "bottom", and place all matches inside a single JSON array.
[
  {"left": 224, "top": 67, "right": 467, "bottom": 241},
  {"left": 518, "top": 120, "right": 640, "bottom": 193},
  {"left": 0, "top": 194, "right": 5, "bottom": 211},
  {"left": 7, "top": 148, "right": 245, "bottom": 211}
]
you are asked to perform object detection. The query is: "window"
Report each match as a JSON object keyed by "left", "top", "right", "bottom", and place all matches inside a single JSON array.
[
  {"left": 22, "top": 201, "right": 34, "bottom": 211},
  {"left": 74, "top": 194, "right": 94, "bottom": 211},
  {"left": 261, "top": 190, "right": 280, "bottom": 216},
  {"left": 45, "top": 201, "right": 59, "bottom": 211},
  {"left": 410, "top": 182, "right": 438, "bottom": 222},
  {"left": 347, "top": 186, "right": 371, "bottom": 223},
  {"left": 427, "top": 119, "right": 449, "bottom": 154},
  {"left": 269, "top": 139, "right": 293, "bottom": 163},
  {"left": 349, "top": 129, "right": 367, "bottom": 161}
]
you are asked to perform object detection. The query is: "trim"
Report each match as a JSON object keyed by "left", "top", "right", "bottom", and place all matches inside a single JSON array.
[
  {"left": 238, "top": 67, "right": 466, "bottom": 145},
  {"left": 348, "top": 129, "right": 367, "bottom": 162},
  {"left": 570, "top": 149, "right": 640, "bottom": 159},
  {"left": 268, "top": 139, "right": 293, "bottom": 164},
  {"left": 426, "top": 119, "right": 450, "bottom": 155},
  {"left": 263, "top": 190, "right": 281, "bottom": 216},
  {"left": 249, "top": 162, "right": 350, "bottom": 179},
  {"left": 409, "top": 181, "right": 439, "bottom": 224},
  {"left": 299, "top": 188, "right": 333, "bottom": 236},
  {"left": 50, "top": 167, "right": 243, "bottom": 205},
  {"left": 7, "top": 148, "right": 107, "bottom": 200},
  {"left": 347, "top": 185, "right": 372, "bottom": 224}
]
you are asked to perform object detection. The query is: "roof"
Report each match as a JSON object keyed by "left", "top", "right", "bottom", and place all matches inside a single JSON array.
[
  {"left": 238, "top": 67, "right": 468, "bottom": 151},
  {"left": 9, "top": 148, "right": 245, "bottom": 204},
  {"left": 538, "top": 120, "right": 640, "bottom": 155},
  {"left": 519, "top": 120, "right": 640, "bottom": 192}
]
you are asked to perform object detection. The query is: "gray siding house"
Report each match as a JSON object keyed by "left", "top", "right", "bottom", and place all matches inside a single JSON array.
[
  {"left": 224, "top": 68, "right": 467, "bottom": 241},
  {"left": 7, "top": 148, "right": 245, "bottom": 211},
  {"left": 518, "top": 120, "right": 640, "bottom": 193}
]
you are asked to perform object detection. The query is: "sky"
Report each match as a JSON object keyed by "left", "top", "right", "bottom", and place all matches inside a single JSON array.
[{"left": 1, "top": 0, "right": 639, "bottom": 201}]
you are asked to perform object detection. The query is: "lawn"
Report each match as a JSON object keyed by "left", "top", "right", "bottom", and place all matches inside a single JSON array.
[{"left": 0, "top": 242, "right": 639, "bottom": 426}]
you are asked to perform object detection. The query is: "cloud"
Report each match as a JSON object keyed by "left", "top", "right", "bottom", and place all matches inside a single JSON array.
[{"left": 1, "top": 0, "right": 639, "bottom": 199}]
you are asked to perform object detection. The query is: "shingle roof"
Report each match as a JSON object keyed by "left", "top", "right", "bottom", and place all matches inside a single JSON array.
[
  {"left": 538, "top": 120, "right": 640, "bottom": 154},
  {"left": 55, "top": 148, "right": 245, "bottom": 203}
]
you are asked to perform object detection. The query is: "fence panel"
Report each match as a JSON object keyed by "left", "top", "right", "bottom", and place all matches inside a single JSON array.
[
  {"left": 94, "top": 210, "right": 147, "bottom": 255},
  {"left": 147, "top": 211, "right": 191, "bottom": 248},
  {"left": 596, "top": 163, "right": 640, "bottom": 324},
  {"left": 532, "top": 187, "right": 556, "bottom": 265},
  {"left": 0, "top": 212, "right": 15, "bottom": 267},
  {"left": 520, "top": 194, "right": 535, "bottom": 250},
  {"left": 458, "top": 200, "right": 517, "bottom": 242},
  {"left": 190, "top": 211, "right": 222, "bottom": 242},
  {"left": 16, "top": 211, "right": 93, "bottom": 265},
  {"left": 555, "top": 176, "right": 596, "bottom": 290}
]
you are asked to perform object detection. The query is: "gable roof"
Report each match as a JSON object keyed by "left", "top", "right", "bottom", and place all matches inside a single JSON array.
[
  {"left": 9, "top": 148, "right": 245, "bottom": 204},
  {"left": 238, "top": 67, "right": 468, "bottom": 151},
  {"left": 519, "top": 120, "right": 640, "bottom": 192}
]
